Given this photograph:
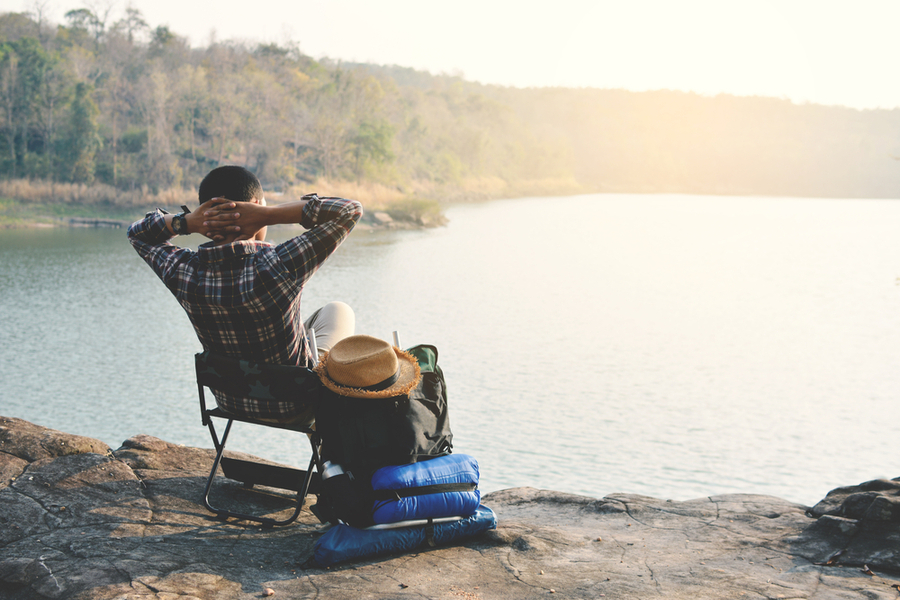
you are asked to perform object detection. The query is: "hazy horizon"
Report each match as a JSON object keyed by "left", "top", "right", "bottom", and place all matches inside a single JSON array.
[{"left": 14, "top": 0, "right": 900, "bottom": 112}]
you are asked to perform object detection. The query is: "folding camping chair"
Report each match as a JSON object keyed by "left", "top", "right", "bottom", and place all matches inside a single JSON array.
[{"left": 195, "top": 350, "right": 324, "bottom": 527}]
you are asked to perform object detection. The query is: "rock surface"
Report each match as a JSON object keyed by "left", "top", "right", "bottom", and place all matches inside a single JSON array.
[{"left": 1, "top": 415, "right": 898, "bottom": 599}]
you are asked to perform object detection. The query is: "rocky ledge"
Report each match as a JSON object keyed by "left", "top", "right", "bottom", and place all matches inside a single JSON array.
[{"left": 1, "top": 415, "right": 898, "bottom": 600}]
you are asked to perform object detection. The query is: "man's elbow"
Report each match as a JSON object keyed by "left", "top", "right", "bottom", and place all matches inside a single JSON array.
[
  {"left": 126, "top": 220, "right": 141, "bottom": 239},
  {"left": 342, "top": 200, "right": 363, "bottom": 228}
]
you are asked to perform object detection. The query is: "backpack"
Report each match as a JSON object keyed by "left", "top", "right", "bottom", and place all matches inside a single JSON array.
[
  {"left": 315, "top": 344, "right": 453, "bottom": 472},
  {"left": 314, "top": 344, "right": 468, "bottom": 527}
]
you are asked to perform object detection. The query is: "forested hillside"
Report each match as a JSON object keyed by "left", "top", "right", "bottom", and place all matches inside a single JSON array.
[
  {"left": 0, "top": 8, "right": 573, "bottom": 210},
  {"left": 1, "top": 7, "right": 899, "bottom": 219}
]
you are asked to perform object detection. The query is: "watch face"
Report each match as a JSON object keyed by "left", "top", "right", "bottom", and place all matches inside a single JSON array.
[{"left": 173, "top": 214, "right": 186, "bottom": 234}]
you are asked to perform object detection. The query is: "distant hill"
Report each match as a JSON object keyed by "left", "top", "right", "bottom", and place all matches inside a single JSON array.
[
  {"left": 356, "top": 65, "right": 900, "bottom": 199},
  {"left": 495, "top": 87, "right": 900, "bottom": 198}
]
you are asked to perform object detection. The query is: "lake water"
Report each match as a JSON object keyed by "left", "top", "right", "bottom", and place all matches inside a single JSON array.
[{"left": 2, "top": 193, "right": 899, "bottom": 507}]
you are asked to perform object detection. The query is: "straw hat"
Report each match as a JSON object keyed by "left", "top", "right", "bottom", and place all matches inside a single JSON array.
[{"left": 315, "top": 334, "right": 421, "bottom": 398}]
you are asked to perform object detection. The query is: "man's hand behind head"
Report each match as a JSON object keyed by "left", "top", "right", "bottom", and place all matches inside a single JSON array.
[
  {"left": 191, "top": 197, "right": 237, "bottom": 242},
  {"left": 201, "top": 197, "right": 269, "bottom": 244}
]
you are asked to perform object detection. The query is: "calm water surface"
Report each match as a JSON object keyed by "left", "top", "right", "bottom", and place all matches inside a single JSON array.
[{"left": 2, "top": 193, "right": 899, "bottom": 506}]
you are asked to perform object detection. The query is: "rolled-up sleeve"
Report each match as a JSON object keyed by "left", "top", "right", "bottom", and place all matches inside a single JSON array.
[
  {"left": 277, "top": 197, "right": 363, "bottom": 285},
  {"left": 127, "top": 210, "right": 194, "bottom": 288}
]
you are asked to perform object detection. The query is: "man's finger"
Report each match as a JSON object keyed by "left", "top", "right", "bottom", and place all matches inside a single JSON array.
[
  {"left": 203, "top": 207, "right": 238, "bottom": 217},
  {"left": 203, "top": 222, "right": 241, "bottom": 231},
  {"left": 202, "top": 213, "right": 240, "bottom": 225}
]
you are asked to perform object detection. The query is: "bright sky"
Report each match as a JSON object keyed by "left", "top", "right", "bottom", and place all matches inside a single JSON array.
[{"left": 14, "top": 0, "right": 900, "bottom": 110}]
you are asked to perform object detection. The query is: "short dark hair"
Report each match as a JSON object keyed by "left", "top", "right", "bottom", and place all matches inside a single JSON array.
[{"left": 198, "top": 166, "right": 263, "bottom": 203}]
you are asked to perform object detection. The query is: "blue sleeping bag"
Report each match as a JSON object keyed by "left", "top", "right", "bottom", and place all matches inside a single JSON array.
[
  {"left": 313, "top": 505, "right": 497, "bottom": 567},
  {"left": 370, "top": 453, "right": 480, "bottom": 524}
]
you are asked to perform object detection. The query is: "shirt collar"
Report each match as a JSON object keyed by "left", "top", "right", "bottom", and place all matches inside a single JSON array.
[{"left": 197, "top": 240, "right": 274, "bottom": 262}]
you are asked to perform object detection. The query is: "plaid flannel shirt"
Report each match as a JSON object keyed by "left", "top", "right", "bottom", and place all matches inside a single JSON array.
[{"left": 127, "top": 196, "right": 363, "bottom": 420}]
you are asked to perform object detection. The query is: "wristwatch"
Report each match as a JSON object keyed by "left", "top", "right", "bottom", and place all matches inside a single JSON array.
[{"left": 171, "top": 205, "right": 191, "bottom": 235}]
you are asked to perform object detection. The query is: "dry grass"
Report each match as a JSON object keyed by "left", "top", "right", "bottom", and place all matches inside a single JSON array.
[
  {"left": 284, "top": 179, "right": 406, "bottom": 211},
  {"left": 0, "top": 179, "right": 194, "bottom": 208}
]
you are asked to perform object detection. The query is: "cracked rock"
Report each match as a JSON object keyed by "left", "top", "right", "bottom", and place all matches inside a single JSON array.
[{"left": 0, "top": 416, "right": 898, "bottom": 600}]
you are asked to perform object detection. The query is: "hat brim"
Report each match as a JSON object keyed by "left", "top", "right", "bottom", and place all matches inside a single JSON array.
[{"left": 315, "top": 347, "right": 421, "bottom": 399}]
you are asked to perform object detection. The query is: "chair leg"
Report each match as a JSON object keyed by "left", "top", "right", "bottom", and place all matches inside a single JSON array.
[
  {"left": 202, "top": 417, "right": 318, "bottom": 527},
  {"left": 203, "top": 419, "right": 233, "bottom": 520},
  {"left": 275, "top": 448, "right": 319, "bottom": 527}
]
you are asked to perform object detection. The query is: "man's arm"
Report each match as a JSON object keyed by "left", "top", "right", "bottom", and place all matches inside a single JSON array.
[
  {"left": 129, "top": 198, "right": 238, "bottom": 242},
  {"left": 127, "top": 209, "right": 192, "bottom": 287},
  {"left": 169, "top": 198, "right": 238, "bottom": 238},
  {"left": 211, "top": 194, "right": 363, "bottom": 284},
  {"left": 199, "top": 197, "right": 310, "bottom": 241},
  {"left": 280, "top": 196, "right": 363, "bottom": 284},
  {"left": 127, "top": 198, "right": 238, "bottom": 284},
  {"left": 209, "top": 195, "right": 361, "bottom": 237}
]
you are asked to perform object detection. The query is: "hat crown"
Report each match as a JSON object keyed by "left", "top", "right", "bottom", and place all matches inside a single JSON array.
[{"left": 326, "top": 335, "right": 399, "bottom": 389}]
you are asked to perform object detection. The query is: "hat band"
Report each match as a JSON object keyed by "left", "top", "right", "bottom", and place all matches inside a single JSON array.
[{"left": 356, "top": 367, "right": 401, "bottom": 392}]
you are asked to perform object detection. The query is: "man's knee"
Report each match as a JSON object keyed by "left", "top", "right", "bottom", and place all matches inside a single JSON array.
[
  {"left": 309, "top": 301, "right": 355, "bottom": 354},
  {"left": 323, "top": 300, "right": 353, "bottom": 319}
]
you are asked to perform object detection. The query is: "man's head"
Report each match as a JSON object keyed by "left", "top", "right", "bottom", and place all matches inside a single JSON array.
[
  {"left": 199, "top": 166, "right": 267, "bottom": 243},
  {"left": 199, "top": 165, "right": 263, "bottom": 204}
]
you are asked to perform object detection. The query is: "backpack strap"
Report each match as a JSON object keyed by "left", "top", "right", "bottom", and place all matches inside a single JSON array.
[{"left": 372, "top": 482, "right": 477, "bottom": 502}]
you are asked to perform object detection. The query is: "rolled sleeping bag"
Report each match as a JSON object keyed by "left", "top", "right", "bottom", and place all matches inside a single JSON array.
[
  {"left": 370, "top": 453, "right": 480, "bottom": 525},
  {"left": 314, "top": 505, "right": 497, "bottom": 567}
]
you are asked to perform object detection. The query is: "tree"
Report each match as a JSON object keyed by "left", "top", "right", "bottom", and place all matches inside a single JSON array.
[
  {"left": 64, "top": 8, "right": 99, "bottom": 40},
  {"left": 112, "top": 7, "right": 148, "bottom": 43},
  {"left": 63, "top": 81, "right": 101, "bottom": 182},
  {"left": 0, "top": 44, "right": 20, "bottom": 177},
  {"left": 0, "top": 37, "right": 53, "bottom": 178},
  {"left": 96, "top": 24, "right": 143, "bottom": 186},
  {"left": 25, "top": 0, "right": 52, "bottom": 46},
  {"left": 31, "top": 45, "right": 69, "bottom": 179}
]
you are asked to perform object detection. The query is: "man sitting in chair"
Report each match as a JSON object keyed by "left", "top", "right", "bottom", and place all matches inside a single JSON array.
[{"left": 128, "top": 165, "right": 362, "bottom": 422}]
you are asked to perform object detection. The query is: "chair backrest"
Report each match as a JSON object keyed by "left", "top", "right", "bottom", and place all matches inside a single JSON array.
[{"left": 195, "top": 351, "right": 323, "bottom": 424}]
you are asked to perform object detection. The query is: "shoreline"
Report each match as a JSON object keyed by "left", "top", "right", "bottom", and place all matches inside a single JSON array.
[
  {"left": 0, "top": 213, "right": 440, "bottom": 232},
  {"left": 0, "top": 176, "right": 589, "bottom": 230}
]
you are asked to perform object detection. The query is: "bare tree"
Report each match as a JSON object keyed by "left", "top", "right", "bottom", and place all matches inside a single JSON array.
[{"left": 25, "top": 0, "right": 52, "bottom": 46}]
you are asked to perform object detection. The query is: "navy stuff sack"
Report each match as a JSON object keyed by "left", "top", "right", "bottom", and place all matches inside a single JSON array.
[{"left": 371, "top": 453, "right": 480, "bottom": 525}]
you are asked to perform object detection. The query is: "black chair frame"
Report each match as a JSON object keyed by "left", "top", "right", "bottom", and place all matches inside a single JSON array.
[{"left": 196, "top": 351, "right": 323, "bottom": 527}]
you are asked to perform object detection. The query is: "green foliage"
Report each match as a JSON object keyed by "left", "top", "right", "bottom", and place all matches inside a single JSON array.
[
  {"left": 0, "top": 9, "right": 577, "bottom": 194},
  {"left": 119, "top": 128, "right": 147, "bottom": 153},
  {"left": 350, "top": 118, "right": 394, "bottom": 181},
  {"left": 64, "top": 9, "right": 97, "bottom": 33}
]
